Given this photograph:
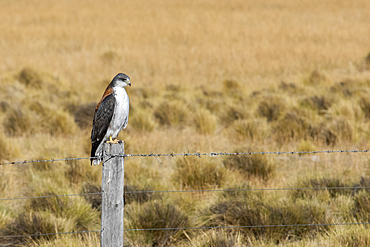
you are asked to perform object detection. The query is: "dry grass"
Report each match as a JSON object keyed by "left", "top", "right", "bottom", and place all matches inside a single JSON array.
[{"left": 1, "top": 0, "right": 370, "bottom": 246}]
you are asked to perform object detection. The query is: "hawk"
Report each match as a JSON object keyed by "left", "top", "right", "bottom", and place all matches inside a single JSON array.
[{"left": 90, "top": 73, "right": 131, "bottom": 165}]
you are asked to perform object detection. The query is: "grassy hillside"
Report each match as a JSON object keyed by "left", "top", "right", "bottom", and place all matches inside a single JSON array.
[{"left": 1, "top": 0, "right": 370, "bottom": 246}]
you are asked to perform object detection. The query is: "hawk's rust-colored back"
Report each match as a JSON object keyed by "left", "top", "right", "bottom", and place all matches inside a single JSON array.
[{"left": 95, "top": 86, "right": 114, "bottom": 113}]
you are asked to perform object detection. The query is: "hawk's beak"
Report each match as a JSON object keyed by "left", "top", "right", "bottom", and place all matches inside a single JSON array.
[{"left": 128, "top": 81, "right": 131, "bottom": 86}]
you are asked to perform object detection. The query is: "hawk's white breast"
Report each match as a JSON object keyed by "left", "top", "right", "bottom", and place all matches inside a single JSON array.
[{"left": 105, "top": 87, "right": 129, "bottom": 139}]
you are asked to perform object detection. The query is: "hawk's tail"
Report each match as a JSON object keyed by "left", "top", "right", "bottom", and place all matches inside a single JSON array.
[{"left": 91, "top": 141, "right": 102, "bottom": 166}]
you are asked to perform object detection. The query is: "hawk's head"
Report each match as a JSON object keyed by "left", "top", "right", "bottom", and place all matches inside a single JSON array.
[{"left": 112, "top": 73, "right": 131, "bottom": 88}]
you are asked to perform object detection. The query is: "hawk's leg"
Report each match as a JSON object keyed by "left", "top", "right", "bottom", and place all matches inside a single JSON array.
[{"left": 106, "top": 136, "right": 119, "bottom": 144}]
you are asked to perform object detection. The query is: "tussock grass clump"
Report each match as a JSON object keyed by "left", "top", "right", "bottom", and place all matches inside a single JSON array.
[
  {"left": 365, "top": 52, "right": 370, "bottom": 70},
  {"left": 126, "top": 201, "right": 189, "bottom": 246},
  {"left": 154, "top": 101, "right": 189, "bottom": 126},
  {"left": 48, "top": 109, "right": 78, "bottom": 135},
  {"left": 359, "top": 97, "right": 370, "bottom": 119},
  {"left": 166, "top": 84, "right": 182, "bottom": 92},
  {"left": 257, "top": 97, "right": 286, "bottom": 122},
  {"left": 336, "top": 227, "right": 370, "bottom": 247},
  {"left": 301, "top": 95, "right": 333, "bottom": 114},
  {"left": 352, "top": 190, "right": 370, "bottom": 222},
  {"left": 3, "top": 107, "right": 33, "bottom": 135},
  {"left": 0, "top": 212, "right": 74, "bottom": 246},
  {"left": 186, "top": 230, "right": 244, "bottom": 247},
  {"left": 273, "top": 111, "right": 309, "bottom": 143},
  {"left": 81, "top": 183, "right": 101, "bottom": 210},
  {"left": 219, "top": 183, "right": 253, "bottom": 201},
  {"left": 279, "top": 81, "right": 299, "bottom": 94},
  {"left": 223, "top": 154, "right": 275, "bottom": 180},
  {"left": 100, "top": 50, "right": 119, "bottom": 63},
  {"left": 296, "top": 140, "right": 317, "bottom": 154},
  {"left": 352, "top": 177, "right": 370, "bottom": 195},
  {"left": 174, "top": 157, "right": 225, "bottom": 190},
  {"left": 223, "top": 80, "right": 242, "bottom": 97},
  {"left": 329, "top": 118, "right": 353, "bottom": 142},
  {"left": 308, "top": 123, "right": 337, "bottom": 146},
  {"left": 27, "top": 233, "right": 100, "bottom": 247},
  {"left": 18, "top": 67, "right": 44, "bottom": 88},
  {"left": 0, "top": 132, "right": 20, "bottom": 160},
  {"left": 31, "top": 160, "right": 55, "bottom": 171},
  {"left": 81, "top": 183, "right": 160, "bottom": 210},
  {"left": 273, "top": 111, "right": 338, "bottom": 146},
  {"left": 0, "top": 101, "right": 9, "bottom": 112},
  {"left": 192, "top": 108, "right": 217, "bottom": 134},
  {"left": 25, "top": 185, "right": 100, "bottom": 232},
  {"left": 306, "top": 69, "right": 330, "bottom": 85},
  {"left": 232, "top": 118, "right": 270, "bottom": 141},
  {"left": 3, "top": 104, "right": 77, "bottom": 136},
  {"left": 206, "top": 198, "right": 331, "bottom": 242},
  {"left": 330, "top": 81, "right": 355, "bottom": 98},
  {"left": 74, "top": 102, "right": 96, "bottom": 129},
  {"left": 130, "top": 111, "right": 155, "bottom": 132},
  {"left": 129, "top": 87, "right": 154, "bottom": 99},
  {"left": 65, "top": 159, "right": 100, "bottom": 185},
  {"left": 220, "top": 105, "right": 249, "bottom": 125},
  {"left": 292, "top": 177, "right": 352, "bottom": 200},
  {"left": 125, "top": 185, "right": 161, "bottom": 205}
]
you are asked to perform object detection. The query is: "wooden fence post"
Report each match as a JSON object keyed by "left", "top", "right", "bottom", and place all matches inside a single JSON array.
[{"left": 101, "top": 142, "right": 125, "bottom": 247}]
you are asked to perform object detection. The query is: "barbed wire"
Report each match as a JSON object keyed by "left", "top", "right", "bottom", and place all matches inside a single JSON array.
[
  {"left": 124, "top": 186, "right": 370, "bottom": 194},
  {"left": 1, "top": 149, "right": 369, "bottom": 166},
  {"left": 1, "top": 222, "right": 370, "bottom": 239},
  {"left": 0, "top": 230, "right": 101, "bottom": 239},
  {"left": 123, "top": 149, "right": 370, "bottom": 158},
  {"left": 0, "top": 156, "right": 92, "bottom": 166},
  {"left": 0, "top": 192, "right": 102, "bottom": 201},
  {"left": 123, "top": 222, "right": 370, "bottom": 232},
  {"left": 2, "top": 186, "right": 370, "bottom": 202}
]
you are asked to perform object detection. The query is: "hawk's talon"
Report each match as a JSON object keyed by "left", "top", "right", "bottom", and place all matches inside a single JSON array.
[{"left": 106, "top": 136, "right": 119, "bottom": 144}]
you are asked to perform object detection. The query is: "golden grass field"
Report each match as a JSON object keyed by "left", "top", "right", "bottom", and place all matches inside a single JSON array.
[{"left": 1, "top": 0, "right": 370, "bottom": 246}]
